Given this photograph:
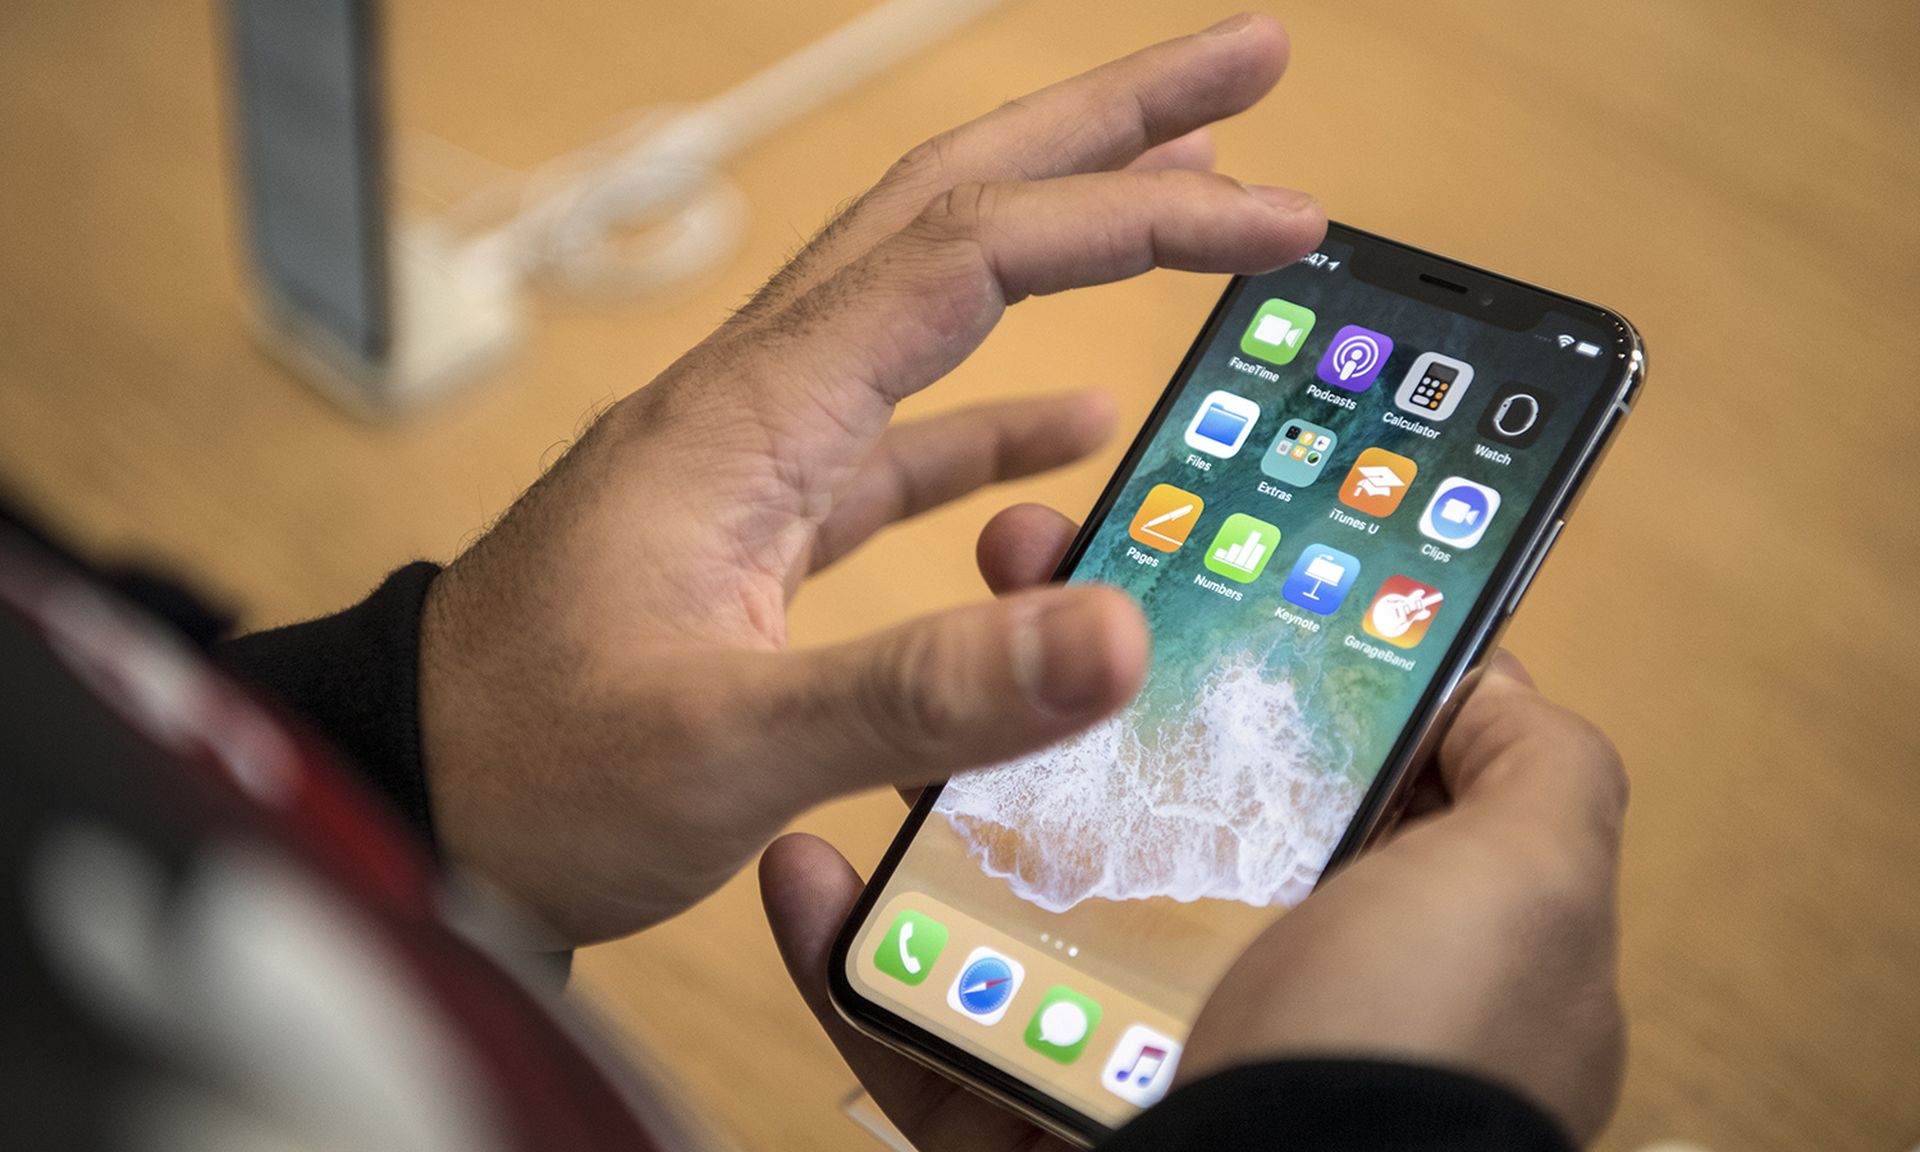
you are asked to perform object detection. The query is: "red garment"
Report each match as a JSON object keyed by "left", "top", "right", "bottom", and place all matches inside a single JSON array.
[{"left": 0, "top": 531, "right": 706, "bottom": 1152}]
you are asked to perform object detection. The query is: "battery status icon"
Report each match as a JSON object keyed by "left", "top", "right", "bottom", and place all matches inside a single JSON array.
[{"left": 1574, "top": 341, "right": 1603, "bottom": 358}]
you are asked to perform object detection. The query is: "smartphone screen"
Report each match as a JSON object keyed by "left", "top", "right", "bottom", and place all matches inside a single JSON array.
[{"left": 835, "top": 225, "right": 1637, "bottom": 1135}]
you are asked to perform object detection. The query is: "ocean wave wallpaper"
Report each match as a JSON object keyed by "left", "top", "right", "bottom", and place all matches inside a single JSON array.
[{"left": 929, "top": 254, "right": 1600, "bottom": 915}]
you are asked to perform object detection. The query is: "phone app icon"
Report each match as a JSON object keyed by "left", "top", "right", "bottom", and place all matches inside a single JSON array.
[
  {"left": 1260, "top": 418, "right": 1338, "bottom": 487},
  {"left": 873, "top": 909, "right": 947, "bottom": 986},
  {"left": 1338, "top": 447, "right": 1418, "bottom": 518},
  {"left": 1102, "top": 1025, "right": 1183, "bottom": 1107},
  {"left": 1128, "top": 484, "right": 1204, "bottom": 553},
  {"left": 947, "top": 946, "right": 1025, "bottom": 1026},
  {"left": 1479, "top": 381, "right": 1555, "bottom": 448},
  {"left": 1240, "top": 298, "right": 1316, "bottom": 365},
  {"left": 1280, "top": 544, "right": 1361, "bottom": 614},
  {"left": 1184, "top": 390, "right": 1261, "bottom": 458},
  {"left": 1316, "top": 325, "right": 1394, "bottom": 392},
  {"left": 1419, "top": 477, "right": 1502, "bottom": 550},
  {"left": 1395, "top": 351, "right": 1475, "bottom": 420},
  {"left": 1364, "top": 576, "right": 1445, "bottom": 649},
  {"left": 1204, "top": 513, "right": 1280, "bottom": 583},
  {"left": 1024, "top": 986, "right": 1103, "bottom": 1065}
]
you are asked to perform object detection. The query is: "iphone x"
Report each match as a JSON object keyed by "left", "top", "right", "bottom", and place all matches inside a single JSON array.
[{"left": 830, "top": 222, "right": 1645, "bottom": 1144}]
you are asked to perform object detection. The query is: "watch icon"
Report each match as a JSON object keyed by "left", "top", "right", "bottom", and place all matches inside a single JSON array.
[{"left": 1478, "top": 381, "right": 1554, "bottom": 448}]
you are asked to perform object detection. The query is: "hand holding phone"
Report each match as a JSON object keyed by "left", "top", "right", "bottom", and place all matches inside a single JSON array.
[
  {"left": 762, "top": 651, "right": 1627, "bottom": 1149},
  {"left": 1176, "top": 651, "right": 1627, "bottom": 1144}
]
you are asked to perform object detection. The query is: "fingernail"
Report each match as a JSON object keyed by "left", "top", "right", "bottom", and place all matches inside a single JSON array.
[
  {"left": 1491, "top": 648, "right": 1536, "bottom": 688},
  {"left": 1204, "top": 12, "right": 1254, "bottom": 35},
  {"left": 1245, "top": 184, "right": 1319, "bottom": 212},
  {"left": 1014, "top": 592, "right": 1122, "bottom": 716}
]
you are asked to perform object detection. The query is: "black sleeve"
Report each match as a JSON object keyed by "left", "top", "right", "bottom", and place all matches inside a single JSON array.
[
  {"left": 218, "top": 562, "right": 443, "bottom": 849},
  {"left": 1098, "top": 1059, "right": 1574, "bottom": 1152}
]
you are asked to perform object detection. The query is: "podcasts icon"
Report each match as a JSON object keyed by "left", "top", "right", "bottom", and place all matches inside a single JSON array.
[{"left": 1315, "top": 325, "right": 1394, "bottom": 392}]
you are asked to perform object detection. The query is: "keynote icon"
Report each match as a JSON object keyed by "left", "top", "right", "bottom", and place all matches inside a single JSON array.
[
  {"left": 1280, "top": 543, "right": 1362, "bottom": 614},
  {"left": 1316, "top": 324, "right": 1394, "bottom": 391}
]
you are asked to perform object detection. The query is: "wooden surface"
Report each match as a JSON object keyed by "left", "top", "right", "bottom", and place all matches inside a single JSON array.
[{"left": 4, "top": 1, "right": 1918, "bottom": 1148}]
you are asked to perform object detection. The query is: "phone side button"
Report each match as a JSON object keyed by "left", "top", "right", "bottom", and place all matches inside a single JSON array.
[{"left": 1506, "top": 519, "right": 1565, "bottom": 616}]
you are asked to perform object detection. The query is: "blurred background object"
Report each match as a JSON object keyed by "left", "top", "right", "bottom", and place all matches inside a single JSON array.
[
  {"left": 228, "top": 0, "right": 1004, "bottom": 412},
  {"left": 1, "top": 0, "right": 1916, "bottom": 1150}
]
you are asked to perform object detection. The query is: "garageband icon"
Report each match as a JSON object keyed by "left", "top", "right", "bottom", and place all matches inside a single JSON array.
[
  {"left": 1363, "top": 576, "right": 1445, "bottom": 650},
  {"left": 1101, "top": 1025, "right": 1183, "bottom": 1107}
]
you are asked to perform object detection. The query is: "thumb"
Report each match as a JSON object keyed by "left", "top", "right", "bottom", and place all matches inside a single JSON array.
[
  {"left": 753, "top": 584, "right": 1149, "bottom": 805},
  {"left": 1436, "top": 649, "right": 1629, "bottom": 860}
]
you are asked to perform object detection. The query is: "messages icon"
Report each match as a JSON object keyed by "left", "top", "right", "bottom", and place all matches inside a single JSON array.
[
  {"left": 1024, "top": 986, "right": 1102, "bottom": 1064},
  {"left": 1240, "top": 298, "right": 1317, "bottom": 365}
]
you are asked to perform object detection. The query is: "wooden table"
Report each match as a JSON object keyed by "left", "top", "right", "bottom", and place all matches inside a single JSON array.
[{"left": 4, "top": 1, "right": 1916, "bottom": 1148}]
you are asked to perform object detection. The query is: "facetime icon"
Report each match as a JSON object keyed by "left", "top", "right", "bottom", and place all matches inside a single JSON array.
[{"left": 1239, "top": 298, "right": 1317, "bottom": 365}]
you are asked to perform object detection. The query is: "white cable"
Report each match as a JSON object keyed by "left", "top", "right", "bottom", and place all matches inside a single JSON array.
[{"left": 474, "top": 0, "right": 1010, "bottom": 298}]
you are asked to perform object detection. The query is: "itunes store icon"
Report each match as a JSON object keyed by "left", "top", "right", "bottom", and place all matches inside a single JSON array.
[{"left": 1316, "top": 324, "right": 1394, "bottom": 392}]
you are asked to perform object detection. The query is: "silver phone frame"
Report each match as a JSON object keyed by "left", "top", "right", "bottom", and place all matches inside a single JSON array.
[{"left": 826, "top": 224, "right": 1647, "bottom": 1146}]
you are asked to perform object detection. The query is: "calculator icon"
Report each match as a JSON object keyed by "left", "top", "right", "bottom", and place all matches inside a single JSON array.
[{"left": 1394, "top": 352, "right": 1475, "bottom": 421}]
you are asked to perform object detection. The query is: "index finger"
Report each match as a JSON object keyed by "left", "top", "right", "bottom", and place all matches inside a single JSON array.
[
  {"left": 881, "top": 14, "right": 1288, "bottom": 204},
  {"left": 751, "top": 15, "right": 1290, "bottom": 312},
  {"left": 732, "top": 167, "right": 1322, "bottom": 467}
]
